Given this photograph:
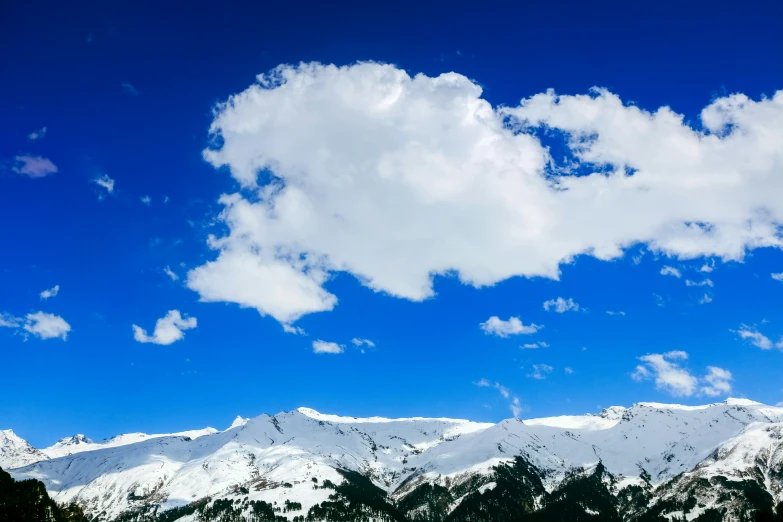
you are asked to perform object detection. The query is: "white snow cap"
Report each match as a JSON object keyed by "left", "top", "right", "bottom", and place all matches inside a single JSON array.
[
  {"left": 228, "top": 416, "right": 250, "bottom": 430},
  {"left": 4, "top": 399, "right": 783, "bottom": 522}
]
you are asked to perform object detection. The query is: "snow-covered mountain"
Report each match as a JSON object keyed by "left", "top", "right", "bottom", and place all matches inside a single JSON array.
[
  {"left": 0, "top": 425, "right": 218, "bottom": 469},
  {"left": 4, "top": 399, "right": 783, "bottom": 521},
  {"left": 0, "top": 429, "right": 48, "bottom": 469}
]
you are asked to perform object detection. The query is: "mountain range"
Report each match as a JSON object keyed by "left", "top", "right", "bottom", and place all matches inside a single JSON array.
[{"left": 3, "top": 398, "right": 783, "bottom": 521}]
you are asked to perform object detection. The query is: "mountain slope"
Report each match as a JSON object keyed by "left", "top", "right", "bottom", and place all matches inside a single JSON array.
[{"left": 4, "top": 399, "right": 783, "bottom": 521}]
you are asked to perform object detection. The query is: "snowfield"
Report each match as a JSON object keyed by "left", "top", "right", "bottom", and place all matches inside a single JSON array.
[{"left": 3, "top": 399, "right": 783, "bottom": 520}]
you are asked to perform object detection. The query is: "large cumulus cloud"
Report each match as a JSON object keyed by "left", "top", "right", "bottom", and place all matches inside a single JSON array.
[{"left": 187, "top": 62, "right": 783, "bottom": 325}]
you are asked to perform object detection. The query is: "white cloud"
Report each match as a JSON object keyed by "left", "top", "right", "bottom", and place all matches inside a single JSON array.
[
  {"left": 312, "top": 340, "right": 344, "bottom": 354},
  {"left": 351, "top": 338, "right": 375, "bottom": 347},
  {"left": 13, "top": 155, "right": 57, "bottom": 178},
  {"left": 190, "top": 62, "right": 783, "bottom": 324},
  {"left": 509, "top": 397, "right": 522, "bottom": 418},
  {"left": 702, "top": 366, "right": 733, "bottom": 396},
  {"left": 564, "top": 367, "right": 574, "bottom": 374},
  {"left": 632, "top": 351, "right": 697, "bottom": 396},
  {"left": 653, "top": 294, "right": 666, "bottom": 307},
  {"left": 606, "top": 310, "right": 626, "bottom": 316},
  {"left": 660, "top": 266, "right": 682, "bottom": 278},
  {"left": 282, "top": 324, "right": 306, "bottom": 335},
  {"left": 132, "top": 310, "right": 197, "bottom": 345},
  {"left": 698, "top": 293, "right": 713, "bottom": 304},
  {"left": 122, "top": 82, "right": 139, "bottom": 96},
  {"left": 521, "top": 341, "right": 549, "bottom": 349},
  {"left": 542, "top": 296, "right": 580, "bottom": 313},
  {"left": 187, "top": 246, "right": 337, "bottom": 324},
  {"left": 23, "top": 312, "right": 71, "bottom": 340},
  {"left": 700, "top": 262, "right": 714, "bottom": 273},
  {"left": 0, "top": 313, "right": 22, "bottom": 328},
  {"left": 528, "top": 364, "right": 554, "bottom": 380},
  {"left": 163, "top": 266, "right": 179, "bottom": 281},
  {"left": 686, "top": 278, "right": 714, "bottom": 287},
  {"left": 480, "top": 316, "right": 541, "bottom": 337},
  {"left": 28, "top": 127, "right": 47, "bottom": 141},
  {"left": 736, "top": 325, "right": 783, "bottom": 350},
  {"left": 632, "top": 351, "right": 732, "bottom": 397},
  {"left": 772, "top": 273, "right": 783, "bottom": 282},
  {"left": 474, "top": 379, "right": 523, "bottom": 417},
  {"left": 92, "top": 174, "right": 115, "bottom": 195},
  {"left": 39, "top": 285, "right": 59, "bottom": 300},
  {"left": 140, "top": 195, "right": 152, "bottom": 206}
]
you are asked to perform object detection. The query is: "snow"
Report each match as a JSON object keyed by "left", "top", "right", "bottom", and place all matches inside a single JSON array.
[
  {"left": 228, "top": 416, "right": 250, "bottom": 430},
  {"left": 295, "top": 407, "right": 491, "bottom": 430},
  {"left": 0, "top": 429, "right": 48, "bottom": 469},
  {"left": 523, "top": 413, "right": 620, "bottom": 431},
  {"left": 40, "top": 427, "right": 218, "bottom": 459},
  {"left": 5, "top": 400, "right": 783, "bottom": 519},
  {"left": 724, "top": 398, "right": 762, "bottom": 406}
]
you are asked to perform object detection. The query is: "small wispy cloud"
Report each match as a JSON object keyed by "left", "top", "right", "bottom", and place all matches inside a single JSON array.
[
  {"left": 702, "top": 366, "right": 733, "bottom": 396},
  {"left": 631, "top": 351, "right": 732, "bottom": 397},
  {"left": 606, "top": 310, "right": 626, "bottom": 316},
  {"left": 771, "top": 273, "right": 783, "bottom": 282},
  {"left": 698, "top": 294, "right": 713, "bottom": 304},
  {"left": 122, "top": 82, "right": 139, "bottom": 96},
  {"left": 13, "top": 155, "right": 57, "bottom": 178},
  {"left": 480, "top": 316, "right": 541, "bottom": 337},
  {"left": 564, "top": 367, "right": 574, "bottom": 374},
  {"left": 132, "top": 310, "right": 197, "bottom": 345},
  {"left": 474, "top": 379, "right": 523, "bottom": 417},
  {"left": 282, "top": 324, "right": 306, "bottom": 335},
  {"left": 543, "top": 297, "right": 580, "bottom": 313},
  {"left": 92, "top": 174, "right": 115, "bottom": 196},
  {"left": 39, "top": 285, "right": 59, "bottom": 300},
  {"left": 660, "top": 266, "right": 681, "bottom": 278},
  {"left": 735, "top": 325, "right": 782, "bottom": 350},
  {"left": 686, "top": 278, "right": 714, "bottom": 287},
  {"left": 140, "top": 195, "right": 152, "bottom": 206},
  {"left": 351, "top": 338, "right": 375, "bottom": 353},
  {"left": 0, "top": 313, "right": 22, "bottom": 328},
  {"left": 521, "top": 341, "right": 549, "bottom": 349},
  {"left": 528, "top": 364, "right": 553, "bottom": 380},
  {"left": 312, "top": 340, "right": 344, "bottom": 354},
  {"left": 27, "top": 127, "right": 47, "bottom": 141},
  {"left": 1, "top": 311, "right": 70, "bottom": 340},
  {"left": 163, "top": 266, "right": 179, "bottom": 281},
  {"left": 23, "top": 312, "right": 71, "bottom": 340}
]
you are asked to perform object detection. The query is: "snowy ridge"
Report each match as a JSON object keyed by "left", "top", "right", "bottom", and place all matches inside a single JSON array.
[
  {"left": 3, "top": 399, "right": 783, "bottom": 520},
  {"left": 40, "top": 426, "right": 219, "bottom": 460},
  {"left": 0, "top": 425, "right": 219, "bottom": 466},
  {"left": 0, "top": 429, "right": 47, "bottom": 470}
]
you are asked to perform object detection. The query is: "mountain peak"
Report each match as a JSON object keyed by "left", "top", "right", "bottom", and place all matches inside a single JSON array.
[
  {"left": 6, "top": 398, "right": 783, "bottom": 521},
  {"left": 294, "top": 406, "right": 483, "bottom": 426},
  {"left": 0, "top": 429, "right": 47, "bottom": 470},
  {"left": 54, "top": 434, "right": 93, "bottom": 447},
  {"left": 724, "top": 397, "right": 762, "bottom": 406},
  {"left": 597, "top": 406, "right": 627, "bottom": 420},
  {"left": 227, "top": 416, "right": 249, "bottom": 430}
]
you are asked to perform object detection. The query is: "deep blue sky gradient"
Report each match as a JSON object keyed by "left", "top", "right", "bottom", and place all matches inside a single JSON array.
[{"left": 2, "top": 0, "right": 783, "bottom": 447}]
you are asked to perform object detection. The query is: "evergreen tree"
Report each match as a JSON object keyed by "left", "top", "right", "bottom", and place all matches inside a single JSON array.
[{"left": 0, "top": 466, "right": 87, "bottom": 522}]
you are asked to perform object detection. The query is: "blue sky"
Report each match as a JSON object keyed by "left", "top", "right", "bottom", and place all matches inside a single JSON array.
[{"left": 2, "top": 0, "right": 783, "bottom": 448}]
